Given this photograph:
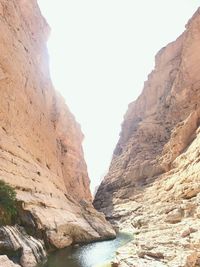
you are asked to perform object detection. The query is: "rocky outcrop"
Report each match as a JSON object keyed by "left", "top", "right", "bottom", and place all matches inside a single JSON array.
[
  {"left": 0, "top": 0, "right": 115, "bottom": 266},
  {"left": 0, "top": 226, "right": 46, "bottom": 267},
  {"left": 94, "top": 7, "right": 200, "bottom": 267},
  {"left": 0, "top": 255, "right": 21, "bottom": 267}
]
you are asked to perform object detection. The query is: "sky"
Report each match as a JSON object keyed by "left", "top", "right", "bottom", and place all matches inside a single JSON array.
[{"left": 38, "top": 0, "right": 200, "bottom": 194}]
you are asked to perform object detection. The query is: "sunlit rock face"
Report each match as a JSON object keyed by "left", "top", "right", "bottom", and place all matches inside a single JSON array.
[
  {"left": 0, "top": 0, "right": 115, "bottom": 260},
  {"left": 0, "top": 255, "right": 21, "bottom": 267},
  {"left": 94, "top": 8, "right": 200, "bottom": 267}
]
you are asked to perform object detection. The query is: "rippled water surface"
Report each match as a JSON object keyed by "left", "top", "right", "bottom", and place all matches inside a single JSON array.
[{"left": 39, "top": 232, "right": 132, "bottom": 267}]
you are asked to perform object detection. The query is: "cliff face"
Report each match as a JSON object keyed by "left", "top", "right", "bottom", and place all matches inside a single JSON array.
[
  {"left": 94, "top": 8, "right": 200, "bottom": 267},
  {"left": 0, "top": 0, "right": 91, "bottom": 203},
  {"left": 0, "top": 0, "right": 115, "bottom": 262}
]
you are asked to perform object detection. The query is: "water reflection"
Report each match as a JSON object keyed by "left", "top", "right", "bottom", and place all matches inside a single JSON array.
[{"left": 39, "top": 232, "right": 132, "bottom": 267}]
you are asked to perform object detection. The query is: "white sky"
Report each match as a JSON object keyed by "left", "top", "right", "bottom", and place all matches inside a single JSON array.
[{"left": 38, "top": 1, "right": 199, "bottom": 194}]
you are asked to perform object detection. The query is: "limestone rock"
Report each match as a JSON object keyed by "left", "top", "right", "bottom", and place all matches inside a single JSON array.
[
  {"left": 181, "top": 227, "right": 197, "bottom": 238},
  {"left": 0, "top": 225, "right": 46, "bottom": 267},
  {"left": 164, "top": 208, "right": 183, "bottom": 224},
  {"left": 0, "top": 256, "right": 21, "bottom": 267},
  {"left": 0, "top": 0, "right": 115, "bottom": 261},
  {"left": 94, "top": 7, "right": 200, "bottom": 267},
  {"left": 46, "top": 230, "right": 73, "bottom": 249}
]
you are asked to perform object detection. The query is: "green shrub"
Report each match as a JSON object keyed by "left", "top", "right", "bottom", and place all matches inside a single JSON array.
[{"left": 0, "top": 180, "right": 17, "bottom": 225}]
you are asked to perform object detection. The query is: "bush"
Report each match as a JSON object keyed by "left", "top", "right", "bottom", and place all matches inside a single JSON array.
[{"left": 0, "top": 180, "right": 17, "bottom": 225}]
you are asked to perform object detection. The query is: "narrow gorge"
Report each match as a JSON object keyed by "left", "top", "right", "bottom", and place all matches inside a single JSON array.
[
  {"left": 0, "top": 1, "right": 115, "bottom": 266},
  {"left": 94, "top": 7, "right": 200, "bottom": 267},
  {"left": 1, "top": 1, "right": 200, "bottom": 267}
]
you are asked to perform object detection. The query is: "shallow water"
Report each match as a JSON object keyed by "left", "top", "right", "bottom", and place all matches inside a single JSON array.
[{"left": 39, "top": 232, "right": 132, "bottom": 267}]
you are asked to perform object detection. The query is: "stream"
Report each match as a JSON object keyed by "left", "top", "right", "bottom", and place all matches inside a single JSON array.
[{"left": 38, "top": 232, "right": 133, "bottom": 267}]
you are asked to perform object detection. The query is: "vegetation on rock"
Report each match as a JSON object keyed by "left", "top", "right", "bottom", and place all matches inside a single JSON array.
[{"left": 0, "top": 180, "right": 17, "bottom": 225}]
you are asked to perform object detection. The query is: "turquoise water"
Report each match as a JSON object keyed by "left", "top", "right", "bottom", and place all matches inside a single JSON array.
[{"left": 39, "top": 232, "right": 132, "bottom": 267}]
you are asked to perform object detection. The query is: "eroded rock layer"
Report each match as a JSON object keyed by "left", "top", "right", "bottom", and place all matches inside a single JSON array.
[
  {"left": 0, "top": 0, "right": 115, "bottom": 262},
  {"left": 94, "top": 8, "right": 200, "bottom": 267},
  {"left": 0, "top": 225, "right": 46, "bottom": 267}
]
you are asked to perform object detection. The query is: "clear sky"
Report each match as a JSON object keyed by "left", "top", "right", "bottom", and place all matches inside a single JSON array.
[{"left": 38, "top": 1, "right": 199, "bottom": 194}]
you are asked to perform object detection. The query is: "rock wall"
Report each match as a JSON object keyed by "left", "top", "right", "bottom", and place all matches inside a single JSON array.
[
  {"left": 0, "top": 0, "right": 91, "bottom": 203},
  {"left": 94, "top": 8, "right": 200, "bottom": 267},
  {"left": 0, "top": 0, "right": 115, "bottom": 264}
]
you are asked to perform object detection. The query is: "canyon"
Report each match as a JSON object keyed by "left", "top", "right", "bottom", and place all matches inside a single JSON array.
[
  {"left": 0, "top": 1, "right": 115, "bottom": 266},
  {"left": 1, "top": 1, "right": 200, "bottom": 267},
  {"left": 94, "top": 7, "right": 200, "bottom": 267}
]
